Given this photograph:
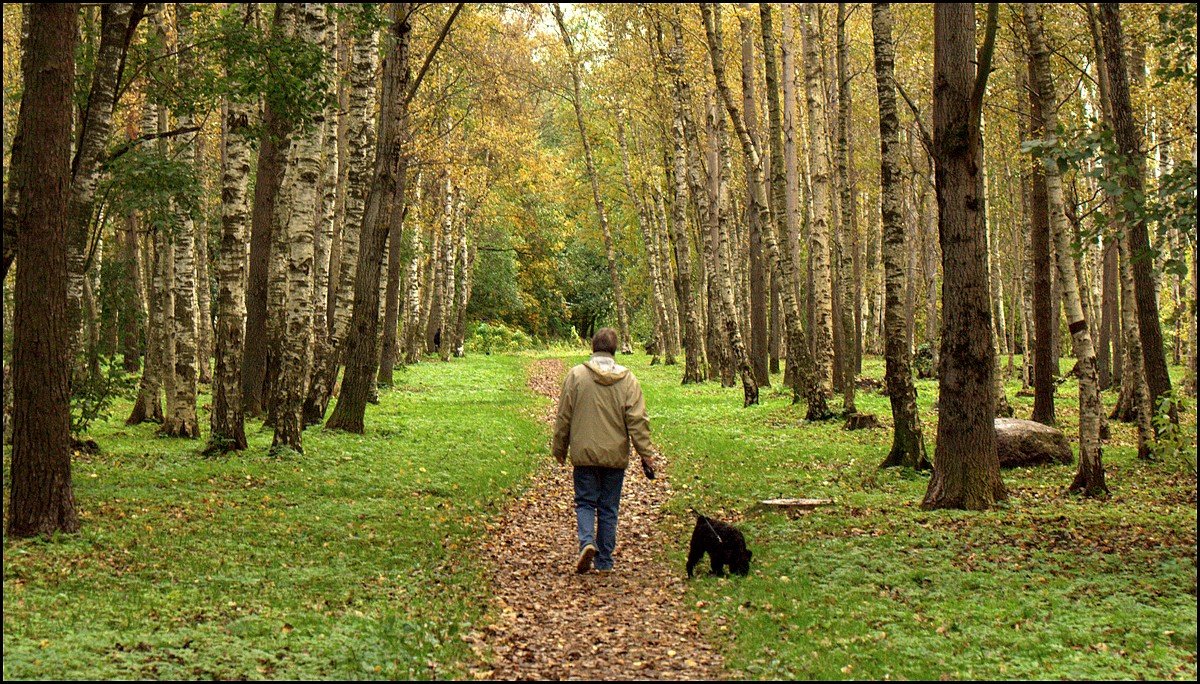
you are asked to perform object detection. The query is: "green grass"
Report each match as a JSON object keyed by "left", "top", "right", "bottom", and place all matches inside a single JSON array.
[
  {"left": 3, "top": 354, "right": 548, "bottom": 680},
  {"left": 4, "top": 349, "right": 1197, "bottom": 680},
  {"left": 629, "top": 352, "right": 1198, "bottom": 680}
]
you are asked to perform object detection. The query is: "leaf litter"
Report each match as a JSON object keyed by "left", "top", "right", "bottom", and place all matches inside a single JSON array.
[{"left": 465, "top": 358, "right": 728, "bottom": 680}]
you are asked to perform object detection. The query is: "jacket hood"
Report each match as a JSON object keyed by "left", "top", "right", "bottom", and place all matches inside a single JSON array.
[{"left": 584, "top": 352, "right": 629, "bottom": 386}]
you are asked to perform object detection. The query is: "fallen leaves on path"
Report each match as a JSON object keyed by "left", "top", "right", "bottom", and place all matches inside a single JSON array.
[{"left": 467, "top": 358, "right": 728, "bottom": 681}]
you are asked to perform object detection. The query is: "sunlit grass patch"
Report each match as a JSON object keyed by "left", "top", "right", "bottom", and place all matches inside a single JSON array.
[
  {"left": 626, "top": 351, "right": 1197, "bottom": 680},
  {"left": 3, "top": 354, "right": 547, "bottom": 680}
]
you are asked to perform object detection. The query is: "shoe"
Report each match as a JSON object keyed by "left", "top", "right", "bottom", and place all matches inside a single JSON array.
[
  {"left": 576, "top": 544, "right": 597, "bottom": 574},
  {"left": 594, "top": 567, "right": 614, "bottom": 575}
]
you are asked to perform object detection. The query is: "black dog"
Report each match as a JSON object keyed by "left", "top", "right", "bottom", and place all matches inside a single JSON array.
[{"left": 686, "top": 512, "right": 752, "bottom": 578}]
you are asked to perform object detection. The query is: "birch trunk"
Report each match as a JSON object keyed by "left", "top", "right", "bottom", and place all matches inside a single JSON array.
[
  {"left": 834, "top": 1, "right": 858, "bottom": 413},
  {"left": 738, "top": 4, "right": 770, "bottom": 387},
  {"left": 327, "top": 13, "right": 351, "bottom": 331},
  {"left": 1025, "top": 3, "right": 1106, "bottom": 495},
  {"left": 800, "top": 3, "right": 836, "bottom": 408},
  {"left": 984, "top": 165, "right": 1014, "bottom": 419},
  {"left": 127, "top": 101, "right": 165, "bottom": 425},
  {"left": 66, "top": 3, "right": 138, "bottom": 369},
  {"left": 161, "top": 5, "right": 200, "bottom": 438},
  {"left": 452, "top": 202, "right": 472, "bottom": 357},
  {"left": 422, "top": 215, "right": 441, "bottom": 353},
  {"left": 303, "top": 20, "right": 377, "bottom": 424},
  {"left": 873, "top": 3, "right": 928, "bottom": 469},
  {"left": 309, "top": 23, "right": 338, "bottom": 395},
  {"left": 700, "top": 3, "right": 767, "bottom": 406},
  {"left": 438, "top": 182, "right": 458, "bottom": 362},
  {"left": 326, "top": 1, "right": 412, "bottom": 434},
  {"left": 118, "top": 213, "right": 143, "bottom": 372},
  {"left": 617, "top": 112, "right": 672, "bottom": 365},
  {"left": 263, "top": 131, "right": 294, "bottom": 426},
  {"left": 553, "top": 4, "right": 632, "bottom": 354},
  {"left": 664, "top": 9, "right": 706, "bottom": 384},
  {"left": 647, "top": 175, "right": 682, "bottom": 358},
  {"left": 195, "top": 169, "right": 213, "bottom": 386},
  {"left": 1116, "top": 218, "right": 1155, "bottom": 456},
  {"left": 402, "top": 178, "right": 425, "bottom": 364},
  {"left": 209, "top": 70, "right": 255, "bottom": 452},
  {"left": 713, "top": 105, "right": 759, "bottom": 406},
  {"left": 157, "top": 164, "right": 177, "bottom": 432},
  {"left": 272, "top": 4, "right": 329, "bottom": 452},
  {"left": 777, "top": 4, "right": 823, "bottom": 414},
  {"left": 761, "top": 3, "right": 819, "bottom": 413}
]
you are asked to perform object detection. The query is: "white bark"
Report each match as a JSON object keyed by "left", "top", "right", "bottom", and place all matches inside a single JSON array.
[
  {"left": 272, "top": 3, "right": 330, "bottom": 454},
  {"left": 801, "top": 3, "right": 836, "bottom": 404}
]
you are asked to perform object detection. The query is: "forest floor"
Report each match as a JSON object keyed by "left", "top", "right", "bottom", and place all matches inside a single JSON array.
[
  {"left": 463, "top": 357, "right": 726, "bottom": 680},
  {"left": 3, "top": 349, "right": 1198, "bottom": 680}
]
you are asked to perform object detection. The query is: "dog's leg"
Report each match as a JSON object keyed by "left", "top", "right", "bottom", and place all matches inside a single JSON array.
[
  {"left": 686, "top": 539, "right": 705, "bottom": 578},
  {"left": 710, "top": 549, "right": 726, "bottom": 577}
]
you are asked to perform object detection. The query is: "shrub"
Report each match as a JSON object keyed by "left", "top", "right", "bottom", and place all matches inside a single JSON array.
[
  {"left": 71, "top": 363, "right": 137, "bottom": 436},
  {"left": 465, "top": 321, "right": 535, "bottom": 355}
]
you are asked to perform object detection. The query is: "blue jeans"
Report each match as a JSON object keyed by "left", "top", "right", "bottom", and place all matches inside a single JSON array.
[{"left": 573, "top": 466, "right": 626, "bottom": 570}]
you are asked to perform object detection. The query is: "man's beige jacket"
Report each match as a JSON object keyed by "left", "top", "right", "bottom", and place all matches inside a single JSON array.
[{"left": 551, "top": 352, "right": 654, "bottom": 469}]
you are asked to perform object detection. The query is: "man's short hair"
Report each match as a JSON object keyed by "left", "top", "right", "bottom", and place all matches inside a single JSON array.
[{"left": 592, "top": 328, "right": 618, "bottom": 354}]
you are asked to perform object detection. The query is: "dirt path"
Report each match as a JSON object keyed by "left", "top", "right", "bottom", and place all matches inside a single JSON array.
[{"left": 464, "top": 358, "right": 729, "bottom": 681}]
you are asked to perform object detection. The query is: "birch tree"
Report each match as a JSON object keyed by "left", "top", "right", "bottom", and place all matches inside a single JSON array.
[
  {"left": 272, "top": 3, "right": 331, "bottom": 454},
  {"left": 126, "top": 100, "right": 167, "bottom": 426},
  {"left": 663, "top": 9, "right": 706, "bottom": 384},
  {"left": 304, "top": 18, "right": 378, "bottom": 424},
  {"left": 327, "top": 1, "right": 422, "bottom": 433},
  {"left": 834, "top": 2, "right": 858, "bottom": 416},
  {"left": 66, "top": 4, "right": 141, "bottom": 372},
  {"left": 553, "top": 3, "right": 633, "bottom": 355},
  {"left": 872, "top": 2, "right": 928, "bottom": 470},
  {"left": 402, "top": 176, "right": 425, "bottom": 364},
  {"left": 737, "top": 3, "right": 770, "bottom": 387},
  {"left": 209, "top": 40, "right": 256, "bottom": 453},
  {"left": 162, "top": 5, "right": 202, "bottom": 438},
  {"left": 1024, "top": 3, "right": 1106, "bottom": 496},
  {"left": 800, "top": 3, "right": 837, "bottom": 410},
  {"left": 1098, "top": 3, "right": 1176, "bottom": 426},
  {"left": 309, "top": 23, "right": 339, "bottom": 395}
]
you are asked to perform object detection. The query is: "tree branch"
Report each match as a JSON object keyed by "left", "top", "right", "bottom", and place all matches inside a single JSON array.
[
  {"left": 969, "top": 2, "right": 1000, "bottom": 132},
  {"left": 404, "top": 2, "right": 464, "bottom": 107},
  {"left": 102, "top": 125, "right": 202, "bottom": 165},
  {"left": 896, "top": 81, "right": 934, "bottom": 158}
]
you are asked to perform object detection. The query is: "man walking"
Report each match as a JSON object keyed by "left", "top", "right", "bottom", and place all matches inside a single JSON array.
[{"left": 552, "top": 328, "right": 657, "bottom": 574}]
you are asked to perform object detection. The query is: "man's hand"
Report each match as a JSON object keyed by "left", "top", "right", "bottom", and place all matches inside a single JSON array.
[{"left": 641, "top": 454, "right": 657, "bottom": 480}]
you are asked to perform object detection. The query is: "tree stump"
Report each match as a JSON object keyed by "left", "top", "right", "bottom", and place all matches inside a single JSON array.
[
  {"left": 855, "top": 377, "right": 886, "bottom": 395},
  {"left": 994, "top": 418, "right": 1073, "bottom": 468},
  {"left": 843, "top": 412, "right": 880, "bottom": 431}
]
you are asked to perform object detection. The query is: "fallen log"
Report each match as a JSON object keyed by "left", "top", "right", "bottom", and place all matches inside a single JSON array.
[{"left": 758, "top": 498, "right": 834, "bottom": 510}]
